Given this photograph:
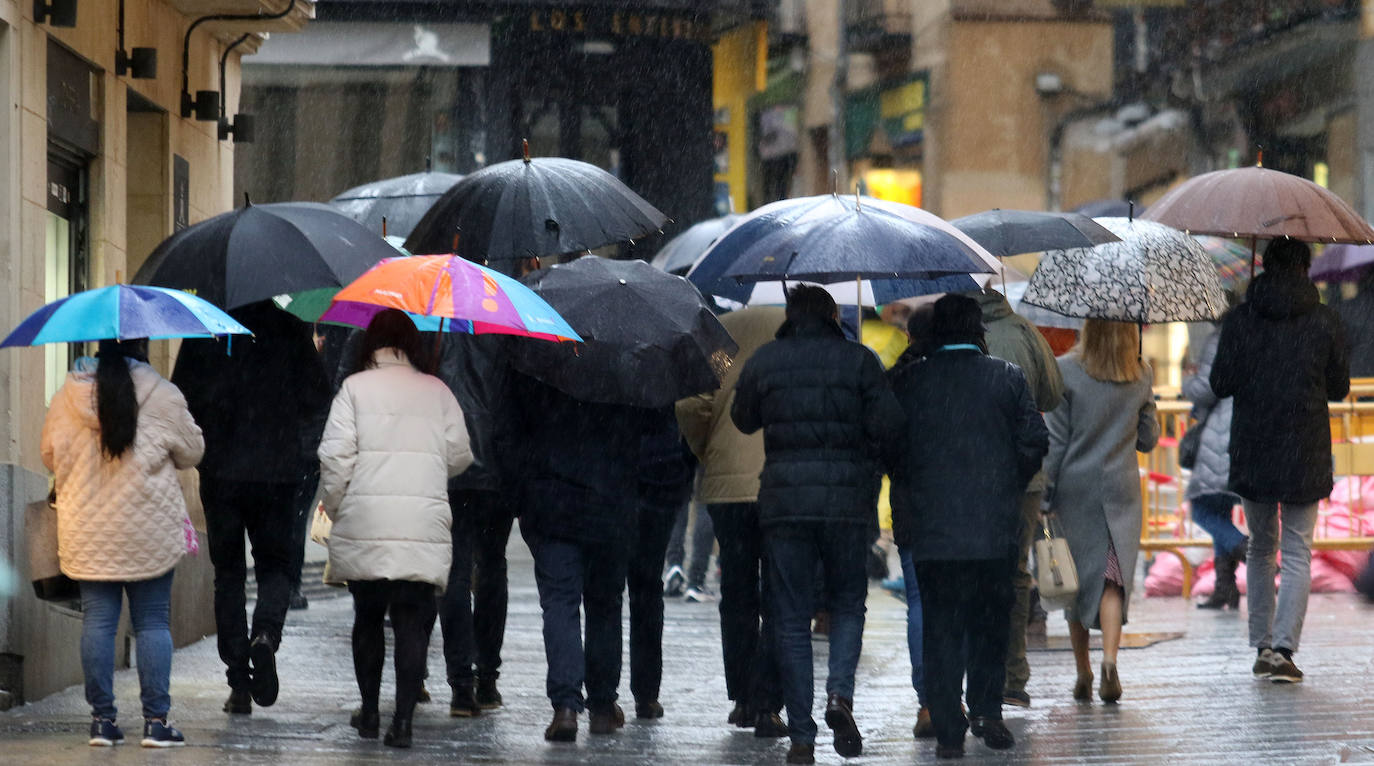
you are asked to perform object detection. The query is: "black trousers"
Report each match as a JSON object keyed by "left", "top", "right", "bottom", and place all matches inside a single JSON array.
[
  {"left": 913, "top": 557, "right": 1016, "bottom": 747},
  {"left": 439, "top": 489, "right": 515, "bottom": 686},
  {"left": 627, "top": 504, "right": 676, "bottom": 704},
  {"left": 709, "top": 502, "right": 782, "bottom": 714},
  {"left": 202, "top": 477, "right": 298, "bottom": 690},
  {"left": 350, "top": 579, "right": 438, "bottom": 722}
]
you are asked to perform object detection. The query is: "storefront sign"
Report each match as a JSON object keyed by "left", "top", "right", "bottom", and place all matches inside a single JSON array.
[
  {"left": 846, "top": 71, "right": 930, "bottom": 159},
  {"left": 46, "top": 41, "right": 99, "bottom": 157},
  {"left": 524, "top": 8, "right": 708, "bottom": 41}
]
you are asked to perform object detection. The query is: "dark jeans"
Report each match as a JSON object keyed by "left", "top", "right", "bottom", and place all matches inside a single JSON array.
[
  {"left": 349, "top": 579, "right": 437, "bottom": 721},
  {"left": 288, "top": 469, "right": 320, "bottom": 593},
  {"left": 764, "top": 521, "right": 869, "bottom": 745},
  {"left": 628, "top": 505, "right": 676, "bottom": 704},
  {"left": 521, "top": 524, "right": 628, "bottom": 712},
  {"left": 708, "top": 502, "right": 781, "bottom": 714},
  {"left": 667, "top": 499, "right": 714, "bottom": 588},
  {"left": 914, "top": 557, "right": 1016, "bottom": 748},
  {"left": 898, "top": 549, "right": 927, "bottom": 706},
  {"left": 1191, "top": 492, "right": 1246, "bottom": 558},
  {"left": 202, "top": 477, "right": 298, "bottom": 690},
  {"left": 439, "top": 489, "right": 515, "bottom": 686}
]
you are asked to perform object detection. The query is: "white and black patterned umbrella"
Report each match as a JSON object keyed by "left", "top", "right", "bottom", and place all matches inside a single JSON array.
[{"left": 1021, "top": 217, "right": 1227, "bottom": 323}]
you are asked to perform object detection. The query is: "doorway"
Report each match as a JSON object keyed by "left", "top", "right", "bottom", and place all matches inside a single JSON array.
[{"left": 44, "top": 149, "right": 89, "bottom": 403}]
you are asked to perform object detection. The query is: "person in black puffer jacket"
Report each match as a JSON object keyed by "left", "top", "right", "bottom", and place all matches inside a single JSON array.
[
  {"left": 1211, "top": 238, "right": 1349, "bottom": 684},
  {"left": 730, "top": 285, "right": 902, "bottom": 763}
]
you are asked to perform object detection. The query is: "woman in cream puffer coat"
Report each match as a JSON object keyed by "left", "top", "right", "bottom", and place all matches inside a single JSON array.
[{"left": 317, "top": 309, "right": 472, "bottom": 748}]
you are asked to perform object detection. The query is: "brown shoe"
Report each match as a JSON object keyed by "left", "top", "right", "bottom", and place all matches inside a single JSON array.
[
  {"left": 543, "top": 708, "right": 577, "bottom": 742},
  {"left": 1072, "top": 672, "right": 1094, "bottom": 702},
  {"left": 634, "top": 699, "right": 664, "bottom": 719},
  {"left": 913, "top": 706, "right": 935, "bottom": 739},
  {"left": 1099, "top": 662, "right": 1122, "bottom": 703},
  {"left": 823, "top": 693, "right": 862, "bottom": 757},
  {"left": 588, "top": 703, "right": 625, "bottom": 735},
  {"left": 786, "top": 742, "right": 816, "bottom": 764},
  {"left": 754, "top": 711, "right": 788, "bottom": 738}
]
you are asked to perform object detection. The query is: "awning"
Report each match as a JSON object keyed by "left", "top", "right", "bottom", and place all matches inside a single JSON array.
[{"left": 245, "top": 21, "right": 490, "bottom": 67}]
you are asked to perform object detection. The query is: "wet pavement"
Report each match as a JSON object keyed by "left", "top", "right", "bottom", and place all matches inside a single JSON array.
[{"left": 4, "top": 538, "right": 1374, "bottom": 765}]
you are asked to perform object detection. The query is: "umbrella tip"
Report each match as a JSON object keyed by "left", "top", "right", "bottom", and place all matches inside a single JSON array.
[
  {"left": 1256, "top": 148, "right": 1264, "bottom": 167},
  {"left": 243, "top": 191, "right": 251, "bottom": 208},
  {"left": 522, "top": 139, "right": 531, "bottom": 164},
  {"left": 425, "top": 155, "right": 432, "bottom": 172},
  {"left": 830, "top": 169, "right": 838, "bottom": 197},
  {"left": 1128, "top": 201, "right": 1134, "bottom": 222},
  {"left": 618, "top": 278, "right": 627, "bottom": 285}
]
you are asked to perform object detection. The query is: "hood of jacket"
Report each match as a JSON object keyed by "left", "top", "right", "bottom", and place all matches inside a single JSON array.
[
  {"left": 65, "top": 358, "right": 163, "bottom": 430},
  {"left": 776, "top": 314, "right": 845, "bottom": 340},
  {"left": 971, "top": 289, "right": 1014, "bottom": 322},
  {"left": 1247, "top": 270, "right": 1320, "bottom": 320}
]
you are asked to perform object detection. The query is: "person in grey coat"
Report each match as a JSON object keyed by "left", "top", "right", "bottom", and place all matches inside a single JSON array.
[
  {"left": 1182, "top": 324, "right": 1247, "bottom": 610},
  {"left": 1044, "top": 319, "right": 1159, "bottom": 705}
]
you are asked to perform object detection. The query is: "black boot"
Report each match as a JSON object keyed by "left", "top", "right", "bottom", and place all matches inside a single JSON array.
[
  {"left": 350, "top": 706, "right": 380, "bottom": 739},
  {"left": 1199, "top": 549, "right": 1240, "bottom": 610},
  {"left": 383, "top": 716, "right": 412, "bottom": 748}
]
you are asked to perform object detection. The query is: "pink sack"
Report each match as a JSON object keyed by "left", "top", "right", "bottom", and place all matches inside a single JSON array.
[{"left": 184, "top": 516, "right": 200, "bottom": 555}]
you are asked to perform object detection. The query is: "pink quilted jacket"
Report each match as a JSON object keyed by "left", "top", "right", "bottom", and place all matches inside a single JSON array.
[{"left": 41, "top": 360, "right": 204, "bottom": 581}]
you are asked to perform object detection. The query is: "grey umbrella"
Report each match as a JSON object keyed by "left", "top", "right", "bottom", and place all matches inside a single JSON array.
[
  {"left": 951, "top": 209, "right": 1120, "bottom": 258},
  {"left": 650, "top": 214, "right": 744, "bottom": 274},
  {"left": 329, "top": 170, "right": 463, "bottom": 239}
]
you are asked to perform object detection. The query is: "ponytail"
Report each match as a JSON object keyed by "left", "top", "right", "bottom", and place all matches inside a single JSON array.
[{"left": 95, "top": 339, "right": 145, "bottom": 459}]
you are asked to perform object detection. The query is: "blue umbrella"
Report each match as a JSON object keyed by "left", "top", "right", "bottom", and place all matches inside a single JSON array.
[{"left": 2, "top": 285, "right": 251, "bottom": 347}]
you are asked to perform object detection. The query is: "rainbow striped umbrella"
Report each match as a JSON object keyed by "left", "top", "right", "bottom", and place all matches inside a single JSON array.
[
  {"left": 1, "top": 284, "right": 250, "bottom": 347},
  {"left": 1195, "top": 235, "right": 1259, "bottom": 291}
]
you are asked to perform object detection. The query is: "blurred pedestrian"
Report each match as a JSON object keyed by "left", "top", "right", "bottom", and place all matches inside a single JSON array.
[
  {"left": 172, "top": 302, "right": 332, "bottom": 715},
  {"left": 1182, "top": 320, "right": 1246, "bottom": 610},
  {"left": 318, "top": 310, "right": 472, "bottom": 748},
  {"left": 731, "top": 285, "right": 902, "bottom": 765},
  {"left": 1211, "top": 238, "right": 1349, "bottom": 683},
  {"left": 1337, "top": 268, "right": 1374, "bottom": 377},
  {"left": 887, "top": 295, "right": 1048, "bottom": 759},
  {"left": 962, "top": 288, "right": 1063, "bottom": 709},
  {"left": 1044, "top": 319, "right": 1159, "bottom": 704},
  {"left": 676, "top": 304, "right": 788, "bottom": 737},
  {"left": 42, "top": 339, "right": 204, "bottom": 747}
]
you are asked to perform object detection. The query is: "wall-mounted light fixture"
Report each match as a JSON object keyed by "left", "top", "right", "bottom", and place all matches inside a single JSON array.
[
  {"left": 181, "top": 90, "right": 219, "bottom": 121},
  {"left": 116, "top": 0, "right": 157, "bottom": 79},
  {"left": 218, "top": 114, "right": 253, "bottom": 143},
  {"left": 181, "top": 0, "right": 295, "bottom": 120},
  {"left": 33, "top": 0, "right": 77, "bottom": 27}
]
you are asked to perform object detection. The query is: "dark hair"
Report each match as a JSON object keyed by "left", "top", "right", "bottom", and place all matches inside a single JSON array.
[
  {"left": 95, "top": 338, "right": 148, "bottom": 459},
  {"left": 1263, "top": 238, "right": 1311, "bottom": 273},
  {"left": 931, "top": 294, "right": 986, "bottom": 349},
  {"left": 905, "top": 303, "right": 937, "bottom": 357},
  {"left": 353, "top": 309, "right": 423, "bottom": 374},
  {"left": 784, "top": 284, "right": 837, "bottom": 324}
]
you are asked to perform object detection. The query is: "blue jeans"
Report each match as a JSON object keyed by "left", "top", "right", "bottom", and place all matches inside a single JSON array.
[
  {"left": 80, "top": 570, "right": 175, "bottom": 721},
  {"left": 764, "top": 522, "right": 868, "bottom": 745},
  {"left": 899, "top": 549, "right": 926, "bottom": 706},
  {"left": 1191, "top": 492, "right": 1246, "bottom": 558}
]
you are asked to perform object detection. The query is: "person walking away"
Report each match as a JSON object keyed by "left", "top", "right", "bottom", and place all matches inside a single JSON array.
[
  {"left": 731, "top": 286, "right": 903, "bottom": 765},
  {"left": 887, "top": 294, "right": 1048, "bottom": 759},
  {"left": 511, "top": 371, "right": 650, "bottom": 742},
  {"left": 171, "top": 302, "right": 332, "bottom": 714},
  {"left": 962, "top": 287, "right": 1064, "bottom": 709},
  {"left": 1337, "top": 268, "right": 1374, "bottom": 378},
  {"left": 1044, "top": 319, "right": 1159, "bottom": 704},
  {"left": 1211, "top": 238, "right": 1349, "bottom": 683},
  {"left": 431, "top": 332, "right": 520, "bottom": 716},
  {"left": 627, "top": 407, "right": 696, "bottom": 719},
  {"left": 42, "top": 339, "right": 204, "bottom": 747},
  {"left": 676, "top": 304, "right": 788, "bottom": 737},
  {"left": 318, "top": 310, "right": 472, "bottom": 748},
  {"left": 1182, "top": 320, "right": 1247, "bottom": 609}
]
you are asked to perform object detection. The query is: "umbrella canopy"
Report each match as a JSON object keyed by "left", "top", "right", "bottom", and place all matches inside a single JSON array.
[
  {"left": 1309, "top": 244, "right": 1374, "bottom": 283},
  {"left": 511, "top": 256, "right": 738, "bottom": 408},
  {"left": 1003, "top": 281, "right": 1084, "bottom": 330},
  {"left": 133, "top": 202, "right": 397, "bottom": 310},
  {"left": 404, "top": 155, "right": 667, "bottom": 265},
  {"left": 2, "top": 284, "right": 250, "bottom": 347},
  {"left": 1021, "top": 217, "right": 1228, "bottom": 323},
  {"left": 1072, "top": 199, "right": 1134, "bottom": 218},
  {"left": 651, "top": 214, "right": 744, "bottom": 274},
  {"left": 951, "top": 209, "right": 1121, "bottom": 257},
  {"left": 688, "top": 195, "right": 997, "bottom": 305},
  {"left": 319, "top": 255, "right": 580, "bottom": 342},
  {"left": 329, "top": 170, "right": 464, "bottom": 239},
  {"left": 1142, "top": 166, "right": 1374, "bottom": 244},
  {"left": 1195, "top": 235, "right": 1260, "bottom": 291}
]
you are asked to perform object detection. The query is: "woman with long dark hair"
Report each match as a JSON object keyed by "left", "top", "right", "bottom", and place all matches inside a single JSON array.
[
  {"left": 318, "top": 309, "right": 472, "bottom": 748},
  {"left": 41, "top": 338, "right": 204, "bottom": 747}
]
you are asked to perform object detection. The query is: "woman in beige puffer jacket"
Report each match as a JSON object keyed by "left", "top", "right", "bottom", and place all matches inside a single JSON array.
[
  {"left": 317, "top": 309, "right": 471, "bottom": 748},
  {"left": 41, "top": 338, "right": 203, "bottom": 748}
]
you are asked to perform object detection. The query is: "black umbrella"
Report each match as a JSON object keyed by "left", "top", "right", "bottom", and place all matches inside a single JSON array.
[
  {"left": 404, "top": 153, "right": 667, "bottom": 265},
  {"left": 510, "top": 256, "right": 738, "bottom": 408},
  {"left": 950, "top": 209, "right": 1121, "bottom": 258},
  {"left": 133, "top": 201, "right": 398, "bottom": 309},
  {"left": 329, "top": 170, "right": 463, "bottom": 239}
]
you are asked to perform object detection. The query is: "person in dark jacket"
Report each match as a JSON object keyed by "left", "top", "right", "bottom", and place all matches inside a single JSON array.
[
  {"left": 1211, "top": 238, "right": 1349, "bottom": 684},
  {"left": 1337, "top": 269, "right": 1374, "bottom": 378},
  {"left": 887, "top": 294, "right": 1048, "bottom": 759},
  {"left": 511, "top": 372, "right": 649, "bottom": 742},
  {"left": 730, "top": 285, "right": 903, "bottom": 765},
  {"left": 171, "top": 301, "right": 333, "bottom": 715},
  {"left": 428, "top": 332, "right": 519, "bottom": 716}
]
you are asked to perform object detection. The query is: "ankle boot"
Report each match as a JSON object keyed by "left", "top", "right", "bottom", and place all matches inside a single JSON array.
[
  {"left": 1199, "top": 550, "right": 1240, "bottom": 610},
  {"left": 383, "top": 716, "right": 412, "bottom": 748}
]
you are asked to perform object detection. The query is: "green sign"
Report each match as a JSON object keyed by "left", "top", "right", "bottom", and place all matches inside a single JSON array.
[{"left": 846, "top": 71, "right": 929, "bottom": 159}]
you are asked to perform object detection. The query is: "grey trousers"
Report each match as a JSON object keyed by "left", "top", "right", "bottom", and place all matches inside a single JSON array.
[
  {"left": 1004, "top": 491, "right": 1042, "bottom": 694},
  {"left": 1244, "top": 500, "right": 1319, "bottom": 653}
]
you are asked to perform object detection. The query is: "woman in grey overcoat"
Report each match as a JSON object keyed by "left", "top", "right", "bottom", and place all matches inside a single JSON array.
[{"left": 1045, "top": 320, "right": 1159, "bottom": 705}]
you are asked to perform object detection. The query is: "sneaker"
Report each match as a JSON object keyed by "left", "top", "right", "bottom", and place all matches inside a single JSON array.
[
  {"left": 683, "top": 586, "right": 716, "bottom": 603},
  {"left": 88, "top": 718, "right": 124, "bottom": 747},
  {"left": 1269, "top": 651, "right": 1304, "bottom": 683},
  {"left": 663, "top": 565, "right": 685, "bottom": 597},
  {"left": 140, "top": 718, "right": 185, "bottom": 748},
  {"left": 248, "top": 634, "right": 278, "bottom": 707},
  {"left": 1002, "top": 689, "right": 1031, "bottom": 708},
  {"left": 1252, "top": 648, "right": 1280, "bottom": 679}
]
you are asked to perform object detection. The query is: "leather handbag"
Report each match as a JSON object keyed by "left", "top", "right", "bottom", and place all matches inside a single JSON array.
[
  {"left": 1034, "top": 515, "right": 1078, "bottom": 611},
  {"left": 26, "top": 497, "right": 79, "bottom": 602}
]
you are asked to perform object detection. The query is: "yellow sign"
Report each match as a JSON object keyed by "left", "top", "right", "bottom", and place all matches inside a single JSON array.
[{"left": 527, "top": 9, "right": 708, "bottom": 41}]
